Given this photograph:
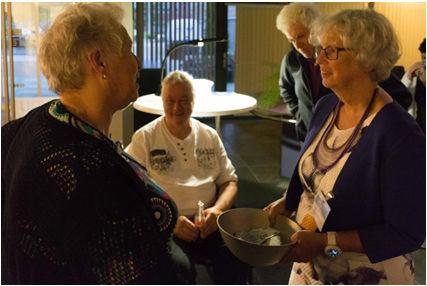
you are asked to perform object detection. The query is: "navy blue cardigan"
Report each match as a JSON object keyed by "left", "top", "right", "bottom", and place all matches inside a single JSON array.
[{"left": 285, "top": 94, "right": 426, "bottom": 263}]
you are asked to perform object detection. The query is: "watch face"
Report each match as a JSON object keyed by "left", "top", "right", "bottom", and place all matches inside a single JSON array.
[{"left": 325, "top": 246, "right": 342, "bottom": 258}]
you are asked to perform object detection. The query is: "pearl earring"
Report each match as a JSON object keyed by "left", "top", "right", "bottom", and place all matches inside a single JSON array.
[{"left": 102, "top": 74, "right": 107, "bottom": 79}]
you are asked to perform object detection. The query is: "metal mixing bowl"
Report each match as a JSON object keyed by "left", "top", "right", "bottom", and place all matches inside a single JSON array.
[{"left": 217, "top": 208, "right": 301, "bottom": 267}]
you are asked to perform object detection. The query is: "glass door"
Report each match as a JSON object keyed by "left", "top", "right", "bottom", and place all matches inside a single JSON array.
[{"left": 1, "top": 3, "right": 67, "bottom": 125}]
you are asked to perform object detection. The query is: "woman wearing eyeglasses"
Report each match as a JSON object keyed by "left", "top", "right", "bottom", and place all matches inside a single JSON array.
[{"left": 264, "top": 9, "right": 425, "bottom": 284}]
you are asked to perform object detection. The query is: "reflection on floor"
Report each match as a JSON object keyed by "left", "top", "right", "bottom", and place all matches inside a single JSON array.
[{"left": 197, "top": 116, "right": 425, "bottom": 284}]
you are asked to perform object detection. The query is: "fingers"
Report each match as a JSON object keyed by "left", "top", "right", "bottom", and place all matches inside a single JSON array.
[
  {"left": 263, "top": 198, "right": 288, "bottom": 227},
  {"left": 174, "top": 216, "right": 199, "bottom": 242},
  {"left": 266, "top": 204, "right": 279, "bottom": 227},
  {"left": 199, "top": 211, "right": 218, "bottom": 239},
  {"left": 409, "top": 61, "right": 424, "bottom": 72},
  {"left": 290, "top": 231, "right": 300, "bottom": 243},
  {"left": 262, "top": 202, "right": 273, "bottom": 212}
]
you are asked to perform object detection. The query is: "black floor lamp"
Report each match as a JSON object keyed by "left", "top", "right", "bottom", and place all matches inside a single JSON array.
[{"left": 157, "top": 37, "right": 227, "bottom": 95}]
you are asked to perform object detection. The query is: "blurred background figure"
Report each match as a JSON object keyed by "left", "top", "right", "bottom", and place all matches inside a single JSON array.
[
  {"left": 276, "top": 3, "right": 331, "bottom": 141},
  {"left": 265, "top": 8, "right": 425, "bottom": 285},
  {"left": 125, "top": 70, "right": 251, "bottom": 284},
  {"left": 2, "top": 3, "right": 189, "bottom": 284},
  {"left": 402, "top": 38, "right": 426, "bottom": 133},
  {"left": 276, "top": 3, "right": 412, "bottom": 142}
]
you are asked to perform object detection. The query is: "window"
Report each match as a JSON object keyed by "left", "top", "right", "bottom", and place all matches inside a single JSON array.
[{"left": 139, "top": 2, "right": 217, "bottom": 80}]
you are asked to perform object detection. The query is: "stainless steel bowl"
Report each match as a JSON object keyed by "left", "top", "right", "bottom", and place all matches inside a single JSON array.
[{"left": 217, "top": 208, "right": 301, "bottom": 267}]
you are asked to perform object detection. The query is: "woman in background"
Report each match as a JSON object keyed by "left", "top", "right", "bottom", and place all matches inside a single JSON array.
[
  {"left": 264, "top": 9, "right": 425, "bottom": 284},
  {"left": 402, "top": 38, "right": 426, "bottom": 133},
  {"left": 2, "top": 3, "right": 189, "bottom": 284}
]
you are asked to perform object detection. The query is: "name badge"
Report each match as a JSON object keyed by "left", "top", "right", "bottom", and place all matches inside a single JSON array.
[{"left": 311, "top": 191, "right": 331, "bottom": 231}]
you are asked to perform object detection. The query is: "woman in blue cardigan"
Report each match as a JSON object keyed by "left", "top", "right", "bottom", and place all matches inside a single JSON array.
[{"left": 264, "top": 9, "right": 425, "bottom": 284}]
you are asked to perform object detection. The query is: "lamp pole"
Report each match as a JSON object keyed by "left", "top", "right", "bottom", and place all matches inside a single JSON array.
[{"left": 157, "top": 37, "right": 227, "bottom": 95}]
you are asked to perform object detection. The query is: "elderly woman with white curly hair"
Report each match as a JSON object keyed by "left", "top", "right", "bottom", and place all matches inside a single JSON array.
[
  {"left": 264, "top": 8, "right": 425, "bottom": 284},
  {"left": 1, "top": 3, "right": 191, "bottom": 284}
]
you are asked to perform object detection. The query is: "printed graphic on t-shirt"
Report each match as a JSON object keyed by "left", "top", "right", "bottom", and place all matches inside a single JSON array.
[
  {"left": 196, "top": 148, "right": 216, "bottom": 169},
  {"left": 150, "top": 149, "right": 175, "bottom": 173}
]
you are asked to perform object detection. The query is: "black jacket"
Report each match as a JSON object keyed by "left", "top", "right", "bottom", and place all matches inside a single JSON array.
[
  {"left": 1, "top": 102, "right": 181, "bottom": 284},
  {"left": 279, "top": 48, "right": 412, "bottom": 141},
  {"left": 279, "top": 49, "right": 331, "bottom": 141}
]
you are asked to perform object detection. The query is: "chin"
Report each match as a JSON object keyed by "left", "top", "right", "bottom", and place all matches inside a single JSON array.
[
  {"left": 130, "top": 93, "right": 138, "bottom": 102},
  {"left": 173, "top": 116, "right": 190, "bottom": 124},
  {"left": 322, "top": 79, "right": 333, "bottom": 89}
]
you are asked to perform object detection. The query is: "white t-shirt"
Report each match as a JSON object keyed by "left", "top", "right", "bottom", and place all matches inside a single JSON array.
[{"left": 125, "top": 116, "right": 237, "bottom": 217}]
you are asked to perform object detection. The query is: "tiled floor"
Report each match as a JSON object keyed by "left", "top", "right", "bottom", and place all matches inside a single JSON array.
[{"left": 197, "top": 116, "right": 426, "bottom": 284}]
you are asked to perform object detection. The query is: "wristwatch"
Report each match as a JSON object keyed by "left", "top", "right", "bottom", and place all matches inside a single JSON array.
[{"left": 324, "top": 231, "right": 343, "bottom": 259}]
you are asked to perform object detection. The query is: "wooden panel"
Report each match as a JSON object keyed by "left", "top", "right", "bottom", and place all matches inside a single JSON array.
[
  {"left": 375, "top": 2, "right": 426, "bottom": 70},
  {"left": 317, "top": 2, "right": 366, "bottom": 14},
  {"left": 235, "top": 5, "right": 289, "bottom": 96}
]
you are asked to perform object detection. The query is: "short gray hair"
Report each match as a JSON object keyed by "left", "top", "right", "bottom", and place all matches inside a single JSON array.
[
  {"left": 276, "top": 3, "right": 320, "bottom": 34},
  {"left": 38, "top": 3, "right": 124, "bottom": 93},
  {"left": 310, "top": 9, "right": 400, "bottom": 82},
  {"left": 161, "top": 70, "right": 195, "bottom": 102}
]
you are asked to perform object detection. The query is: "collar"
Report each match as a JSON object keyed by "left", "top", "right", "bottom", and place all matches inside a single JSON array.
[{"left": 48, "top": 99, "right": 113, "bottom": 145}]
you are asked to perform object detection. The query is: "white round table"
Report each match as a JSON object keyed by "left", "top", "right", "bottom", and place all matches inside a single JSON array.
[{"left": 133, "top": 92, "right": 257, "bottom": 132}]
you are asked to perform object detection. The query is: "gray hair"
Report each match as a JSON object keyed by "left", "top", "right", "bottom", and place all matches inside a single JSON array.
[
  {"left": 310, "top": 9, "right": 400, "bottom": 82},
  {"left": 38, "top": 3, "right": 124, "bottom": 93},
  {"left": 161, "top": 70, "right": 195, "bottom": 102},
  {"left": 276, "top": 3, "right": 320, "bottom": 34}
]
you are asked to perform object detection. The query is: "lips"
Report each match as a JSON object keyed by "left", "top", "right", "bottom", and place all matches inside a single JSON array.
[{"left": 320, "top": 69, "right": 331, "bottom": 77}]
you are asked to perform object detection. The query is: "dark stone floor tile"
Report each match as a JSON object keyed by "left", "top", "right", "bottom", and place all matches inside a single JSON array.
[{"left": 249, "top": 165, "right": 283, "bottom": 183}]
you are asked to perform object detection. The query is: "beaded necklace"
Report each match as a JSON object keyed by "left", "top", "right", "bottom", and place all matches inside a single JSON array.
[{"left": 312, "top": 88, "right": 378, "bottom": 175}]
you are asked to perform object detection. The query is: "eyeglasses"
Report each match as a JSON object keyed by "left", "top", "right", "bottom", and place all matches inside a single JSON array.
[{"left": 315, "top": 46, "right": 350, "bottom": 60}]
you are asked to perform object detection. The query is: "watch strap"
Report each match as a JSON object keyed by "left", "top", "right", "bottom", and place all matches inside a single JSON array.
[{"left": 327, "top": 231, "right": 337, "bottom": 246}]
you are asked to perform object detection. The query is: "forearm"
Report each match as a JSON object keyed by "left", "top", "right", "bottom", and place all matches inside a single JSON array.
[
  {"left": 335, "top": 230, "right": 364, "bottom": 253},
  {"left": 214, "top": 181, "right": 238, "bottom": 212}
]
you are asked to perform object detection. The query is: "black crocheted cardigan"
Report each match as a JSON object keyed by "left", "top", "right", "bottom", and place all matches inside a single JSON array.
[{"left": 1, "top": 102, "right": 178, "bottom": 284}]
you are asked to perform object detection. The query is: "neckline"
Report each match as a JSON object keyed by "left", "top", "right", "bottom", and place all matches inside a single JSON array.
[
  {"left": 312, "top": 88, "right": 378, "bottom": 174},
  {"left": 332, "top": 112, "right": 376, "bottom": 133},
  {"left": 48, "top": 99, "right": 115, "bottom": 148},
  {"left": 162, "top": 116, "right": 193, "bottom": 142}
]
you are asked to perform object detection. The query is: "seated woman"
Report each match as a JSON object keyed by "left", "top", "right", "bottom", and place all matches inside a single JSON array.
[
  {"left": 1, "top": 3, "right": 189, "bottom": 284},
  {"left": 264, "top": 8, "right": 425, "bottom": 285},
  {"left": 126, "top": 70, "right": 251, "bottom": 284}
]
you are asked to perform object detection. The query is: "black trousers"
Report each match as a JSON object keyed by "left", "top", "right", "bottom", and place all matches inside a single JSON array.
[{"left": 172, "top": 231, "right": 252, "bottom": 284}]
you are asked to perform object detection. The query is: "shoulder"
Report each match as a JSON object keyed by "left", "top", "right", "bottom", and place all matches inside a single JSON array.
[
  {"left": 282, "top": 49, "right": 301, "bottom": 68},
  {"left": 372, "top": 102, "right": 424, "bottom": 142},
  {"left": 2, "top": 104, "right": 47, "bottom": 160},
  {"left": 311, "top": 93, "right": 337, "bottom": 122},
  {"left": 3, "top": 103, "right": 120, "bottom": 193},
  {"left": 133, "top": 116, "right": 164, "bottom": 138},
  {"left": 191, "top": 118, "right": 217, "bottom": 136}
]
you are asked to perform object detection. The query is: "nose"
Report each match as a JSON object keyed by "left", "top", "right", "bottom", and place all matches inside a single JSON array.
[
  {"left": 172, "top": 102, "right": 182, "bottom": 113},
  {"left": 134, "top": 54, "right": 141, "bottom": 70},
  {"left": 293, "top": 39, "right": 304, "bottom": 50},
  {"left": 315, "top": 50, "right": 327, "bottom": 65}
]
